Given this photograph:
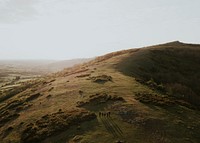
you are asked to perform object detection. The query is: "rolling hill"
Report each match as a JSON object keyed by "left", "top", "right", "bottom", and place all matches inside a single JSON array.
[{"left": 0, "top": 41, "right": 200, "bottom": 143}]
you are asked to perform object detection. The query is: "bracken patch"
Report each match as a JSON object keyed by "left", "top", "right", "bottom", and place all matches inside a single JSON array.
[{"left": 20, "top": 109, "right": 96, "bottom": 143}]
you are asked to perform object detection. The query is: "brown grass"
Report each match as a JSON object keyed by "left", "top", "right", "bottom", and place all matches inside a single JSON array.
[{"left": 20, "top": 109, "right": 96, "bottom": 143}]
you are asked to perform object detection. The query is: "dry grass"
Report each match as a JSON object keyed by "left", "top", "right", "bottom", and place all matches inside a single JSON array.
[
  {"left": 1, "top": 41, "right": 200, "bottom": 143},
  {"left": 20, "top": 109, "right": 96, "bottom": 143}
]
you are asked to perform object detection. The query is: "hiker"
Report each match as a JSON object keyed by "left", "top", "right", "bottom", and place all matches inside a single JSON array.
[
  {"left": 99, "top": 112, "right": 102, "bottom": 117},
  {"left": 108, "top": 111, "right": 111, "bottom": 117},
  {"left": 106, "top": 111, "right": 110, "bottom": 117},
  {"left": 106, "top": 112, "right": 108, "bottom": 117}
]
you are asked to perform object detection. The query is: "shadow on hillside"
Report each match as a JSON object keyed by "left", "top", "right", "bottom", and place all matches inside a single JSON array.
[
  {"left": 42, "top": 119, "right": 99, "bottom": 143},
  {"left": 100, "top": 116, "right": 123, "bottom": 138},
  {"left": 116, "top": 43, "right": 200, "bottom": 107}
]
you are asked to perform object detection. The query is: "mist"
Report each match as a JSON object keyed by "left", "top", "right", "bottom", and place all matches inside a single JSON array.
[{"left": 0, "top": 0, "right": 200, "bottom": 60}]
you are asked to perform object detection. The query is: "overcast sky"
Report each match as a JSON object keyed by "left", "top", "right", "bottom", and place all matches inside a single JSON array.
[{"left": 0, "top": 0, "right": 200, "bottom": 60}]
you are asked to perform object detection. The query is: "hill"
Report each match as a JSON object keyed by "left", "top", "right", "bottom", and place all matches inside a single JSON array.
[
  {"left": 117, "top": 41, "right": 200, "bottom": 106},
  {"left": 0, "top": 41, "right": 200, "bottom": 143}
]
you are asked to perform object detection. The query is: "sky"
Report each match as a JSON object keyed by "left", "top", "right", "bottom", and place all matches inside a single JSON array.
[{"left": 0, "top": 0, "right": 200, "bottom": 60}]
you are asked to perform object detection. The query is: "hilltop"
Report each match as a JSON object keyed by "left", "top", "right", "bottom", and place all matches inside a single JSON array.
[{"left": 0, "top": 41, "right": 200, "bottom": 143}]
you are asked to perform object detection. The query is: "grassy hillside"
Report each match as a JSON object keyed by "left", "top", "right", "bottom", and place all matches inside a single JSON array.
[
  {"left": 117, "top": 41, "right": 200, "bottom": 106},
  {"left": 0, "top": 41, "right": 200, "bottom": 143},
  {"left": 0, "top": 59, "right": 92, "bottom": 102}
]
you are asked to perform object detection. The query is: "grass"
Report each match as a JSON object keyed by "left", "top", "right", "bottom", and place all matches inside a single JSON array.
[
  {"left": 0, "top": 41, "right": 200, "bottom": 143},
  {"left": 117, "top": 41, "right": 200, "bottom": 107},
  {"left": 20, "top": 109, "right": 96, "bottom": 143}
]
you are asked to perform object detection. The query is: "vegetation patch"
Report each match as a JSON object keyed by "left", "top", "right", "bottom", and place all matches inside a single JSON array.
[
  {"left": 76, "top": 73, "right": 91, "bottom": 78},
  {"left": 20, "top": 109, "right": 96, "bottom": 143},
  {"left": 135, "top": 93, "right": 195, "bottom": 109},
  {"left": 77, "top": 93, "right": 124, "bottom": 107},
  {"left": 89, "top": 75, "right": 112, "bottom": 83},
  {"left": 135, "top": 93, "right": 175, "bottom": 106},
  {"left": 2, "top": 126, "right": 14, "bottom": 138},
  {"left": 0, "top": 111, "right": 20, "bottom": 127},
  {"left": 0, "top": 99, "right": 32, "bottom": 127},
  {"left": 0, "top": 93, "right": 41, "bottom": 114},
  {"left": 110, "top": 103, "right": 147, "bottom": 125},
  {"left": 0, "top": 82, "right": 36, "bottom": 103},
  {"left": 0, "top": 93, "right": 42, "bottom": 127},
  {"left": 25, "top": 93, "right": 41, "bottom": 102},
  {"left": 136, "top": 78, "right": 166, "bottom": 93}
]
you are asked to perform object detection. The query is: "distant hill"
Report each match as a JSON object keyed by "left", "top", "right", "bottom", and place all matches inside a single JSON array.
[
  {"left": 0, "top": 58, "right": 92, "bottom": 74},
  {"left": 0, "top": 41, "right": 200, "bottom": 143}
]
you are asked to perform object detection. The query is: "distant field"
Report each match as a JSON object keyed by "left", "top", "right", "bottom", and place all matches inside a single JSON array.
[
  {"left": 0, "top": 59, "right": 92, "bottom": 97},
  {"left": 0, "top": 65, "right": 43, "bottom": 101}
]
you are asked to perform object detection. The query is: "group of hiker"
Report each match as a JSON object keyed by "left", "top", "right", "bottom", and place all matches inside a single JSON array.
[{"left": 98, "top": 111, "right": 111, "bottom": 117}]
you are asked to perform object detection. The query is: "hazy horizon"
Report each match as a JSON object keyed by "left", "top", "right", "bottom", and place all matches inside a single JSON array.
[{"left": 0, "top": 0, "right": 200, "bottom": 60}]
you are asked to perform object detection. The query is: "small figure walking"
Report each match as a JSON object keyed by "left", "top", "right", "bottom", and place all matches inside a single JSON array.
[
  {"left": 99, "top": 112, "right": 102, "bottom": 117},
  {"left": 106, "top": 112, "right": 109, "bottom": 117},
  {"left": 108, "top": 111, "right": 111, "bottom": 117}
]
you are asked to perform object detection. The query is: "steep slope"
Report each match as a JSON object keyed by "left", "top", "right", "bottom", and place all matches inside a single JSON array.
[
  {"left": 0, "top": 42, "right": 200, "bottom": 143},
  {"left": 117, "top": 41, "right": 200, "bottom": 106}
]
